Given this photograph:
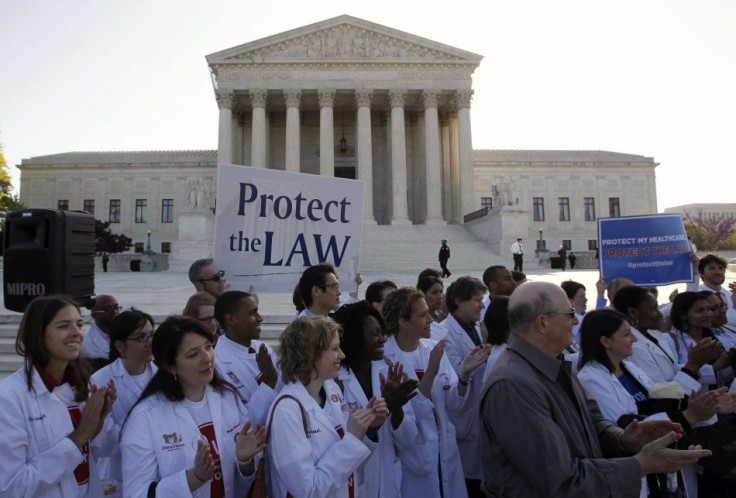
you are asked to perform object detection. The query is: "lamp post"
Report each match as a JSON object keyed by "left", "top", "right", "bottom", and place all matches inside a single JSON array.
[
  {"left": 537, "top": 227, "right": 550, "bottom": 268},
  {"left": 146, "top": 229, "right": 152, "bottom": 253}
]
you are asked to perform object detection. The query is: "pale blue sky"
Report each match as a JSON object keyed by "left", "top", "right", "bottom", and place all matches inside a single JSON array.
[{"left": 1, "top": 0, "right": 734, "bottom": 210}]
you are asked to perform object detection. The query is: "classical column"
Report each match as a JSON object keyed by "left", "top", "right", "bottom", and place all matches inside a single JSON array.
[
  {"left": 388, "top": 89, "right": 410, "bottom": 225},
  {"left": 318, "top": 89, "right": 336, "bottom": 177},
  {"left": 355, "top": 89, "right": 375, "bottom": 223},
  {"left": 440, "top": 112, "right": 452, "bottom": 222},
  {"left": 422, "top": 89, "right": 444, "bottom": 224},
  {"left": 249, "top": 89, "right": 268, "bottom": 168},
  {"left": 216, "top": 90, "right": 235, "bottom": 165},
  {"left": 449, "top": 116, "right": 461, "bottom": 224},
  {"left": 455, "top": 89, "right": 476, "bottom": 221},
  {"left": 284, "top": 89, "right": 302, "bottom": 172}
]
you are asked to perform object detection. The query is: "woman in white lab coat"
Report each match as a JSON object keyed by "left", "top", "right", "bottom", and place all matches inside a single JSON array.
[
  {"left": 670, "top": 291, "right": 735, "bottom": 389},
  {"left": 382, "top": 288, "right": 487, "bottom": 498},
  {"left": 90, "top": 309, "right": 157, "bottom": 488},
  {"left": 577, "top": 309, "right": 722, "bottom": 498},
  {"left": 332, "top": 301, "right": 419, "bottom": 497},
  {"left": 417, "top": 276, "right": 447, "bottom": 341},
  {"left": 612, "top": 286, "right": 717, "bottom": 394},
  {"left": 268, "top": 316, "right": 381, "bottom": 498},
  {"left": 121, "top": 316, "right": 265, "bottom": 498},
  {"left": 0, "top": 295, "right": 117, "bottom": 497}
]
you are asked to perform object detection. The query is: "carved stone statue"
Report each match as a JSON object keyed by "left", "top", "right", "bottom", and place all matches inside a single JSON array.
[{"left": 493, "top": 177, "right": 514, "bottom": 207}]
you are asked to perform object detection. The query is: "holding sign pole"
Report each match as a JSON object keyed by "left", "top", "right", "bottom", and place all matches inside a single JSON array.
[
  {"left": 598, "top": 214, "right": 693, "bottom": 286},
  {"left": 214, "top": 164, "right": 364, "bottom": 293}
]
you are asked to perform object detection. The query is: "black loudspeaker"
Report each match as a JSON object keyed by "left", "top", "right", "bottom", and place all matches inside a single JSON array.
[{"left": 3, "top": 209, "right": 95, "bottom": 313}]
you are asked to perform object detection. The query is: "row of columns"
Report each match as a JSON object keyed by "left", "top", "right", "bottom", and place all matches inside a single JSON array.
[{"left": 216, "top": 88, "right": 475, "bottom": 225}]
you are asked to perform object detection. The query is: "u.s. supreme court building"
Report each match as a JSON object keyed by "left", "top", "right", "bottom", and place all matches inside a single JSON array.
[{"left": 17, "top": 15, "right": 658, "bottom": 271}]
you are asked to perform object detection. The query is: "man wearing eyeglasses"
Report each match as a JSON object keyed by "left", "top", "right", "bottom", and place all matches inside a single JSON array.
[
  {"left": 480, "top": 281, "right": 712, "bottom": 497},
  {"left": 189, "top": 258, "right": 230, "bottom": 298},
  {"left": 81, "top": 294, "right": 121, "bottom": 371},
  {"left": 296, "top": 263, "right": 341, "bottom": 317}
]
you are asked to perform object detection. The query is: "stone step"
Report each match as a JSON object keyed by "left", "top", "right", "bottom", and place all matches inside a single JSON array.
[
  {"left": 359, "top": 224, "right": 537, "bottom": 272},
  {"left": 0, "top": 325, "right": 17, "bottom": 339},
  {"left": 0, "top": 337, "right": 16, "bottom": 354},
  {"left": 0, "top": 353, "right": 24, "bottom": 378}
]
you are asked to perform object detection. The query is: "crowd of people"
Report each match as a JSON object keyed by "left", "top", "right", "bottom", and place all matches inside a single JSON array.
[{"left": 2, "top": 253, "right": 736, "bottom": 497}]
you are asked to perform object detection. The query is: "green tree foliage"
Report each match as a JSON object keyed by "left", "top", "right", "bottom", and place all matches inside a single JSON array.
[
  {"left": 0, "top": 141, "right": 25, "bottom": 220},
  {"left": 95, "top": 219, "right": 133, "bottom": 254}
]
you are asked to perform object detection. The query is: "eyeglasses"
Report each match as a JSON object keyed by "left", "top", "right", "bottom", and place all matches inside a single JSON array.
[
  {"left": 320, "top": 283, "right": 340, "bottom": 291},
  {"left": 199, "top": 270, "right": 225, "bottom": 283},
  {"left": 92, "top": 305, "right": 123, "bottom": 314},
  {"left": 126, "top": 331, "right": 155, "bottom": 343},
  {"left": 544, "top": 307, "right": 576, "bottom": 319},
  {"left": 198, "top": 316, "right": 218, "bottom": 324}
]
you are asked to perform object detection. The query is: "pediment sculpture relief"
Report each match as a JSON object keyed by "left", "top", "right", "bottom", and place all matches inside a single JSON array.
[{"left": 236, "top": 26, "right": 460, "bottom": 61}]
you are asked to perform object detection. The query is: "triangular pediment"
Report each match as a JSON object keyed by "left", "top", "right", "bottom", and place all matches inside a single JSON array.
[{"left": 206, "top": 15, "right": 483, "bottom": 65}]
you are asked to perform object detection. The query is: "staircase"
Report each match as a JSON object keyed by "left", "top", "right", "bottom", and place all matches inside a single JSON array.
[{"left": 359, "top": 224, "right": 537, "bottom": 273}]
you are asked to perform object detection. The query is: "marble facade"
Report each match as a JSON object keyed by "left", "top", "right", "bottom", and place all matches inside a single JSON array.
[{"left": 205, "top": 15, "right": 482, "bottom": 225}]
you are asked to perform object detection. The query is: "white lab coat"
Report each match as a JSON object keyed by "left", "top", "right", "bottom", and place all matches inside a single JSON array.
[
  {"left": 0, "top": 365, "right": 115, "bottom": 497},
  {"left": 440, "top": 313, "right": 485, "bottom": 480},
  {"left": 337, "top": 363, "right": 418, "bottom": 498},
  {"left": 121, "top": 385, "right": 254, "bottom": 498},
  {"left": 578, "top": 360, "right": 706, "bottom": 498},
  {"left": 429, "top": 320, "right": 447, "bottom": 341},
  {"left": 267, "top": 381, "right": 372, "bottom": 498},
  {"left": 578, "top": 360, "right": 657, "bottom": 423},
  {"left": 383, "top": 336, "right": 468, "bottom": 498},
  {"left": 89, "top": 358, "right": 157, "bottom": 485},
  {"left": 672, "top": 328, "right": 721, "bottom": 389},
  {"left": 81, "top": 322, "right": 109, "bottom": 360},
  {"left": 214, "top": 335, "right": 281, "bottom": 426},
  {"left": 627, "top": 328, "right": 701, "bottom": 393}
]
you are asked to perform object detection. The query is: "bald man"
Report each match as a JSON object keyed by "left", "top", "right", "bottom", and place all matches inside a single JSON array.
[
  {"left": 479, "top": 281, "right": 710, "bottom": 497},
  {"left": 595, "top": 277, "right": 635, "bottom": 310}
]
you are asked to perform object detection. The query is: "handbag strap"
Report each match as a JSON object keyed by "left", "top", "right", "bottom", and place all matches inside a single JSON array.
[{"left": 267, "top": 394, "right": 307, "bottom": 440}]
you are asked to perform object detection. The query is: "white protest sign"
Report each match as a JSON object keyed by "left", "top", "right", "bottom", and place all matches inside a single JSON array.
[{"left": 214, "top": 164, "right": 364, "bottom": 293}]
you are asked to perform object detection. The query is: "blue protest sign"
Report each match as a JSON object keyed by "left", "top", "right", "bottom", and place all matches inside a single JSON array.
[{"left": 598, "top": 214, "right": 693, "bottom": 286}]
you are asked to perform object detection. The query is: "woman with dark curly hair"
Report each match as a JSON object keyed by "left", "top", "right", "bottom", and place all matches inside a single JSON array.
[
  {"left": 333, "top": 301, "right": 418, "bottom": 497},
  {"left": 268, "top": 316, "right": 383, "bottom": 498},
  {"left": 121, "top": 316, "right": 265, "bottom": 498},
  {"left": 0, "top": 295, "right": 117, "bottom": 497}
]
